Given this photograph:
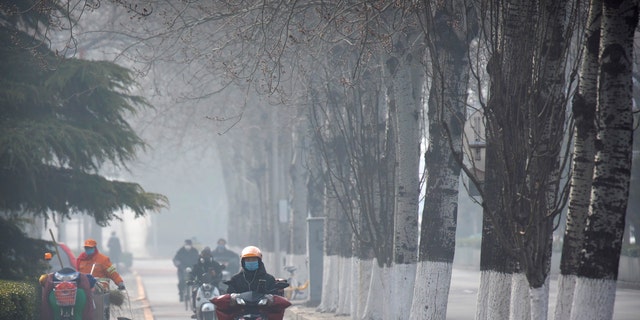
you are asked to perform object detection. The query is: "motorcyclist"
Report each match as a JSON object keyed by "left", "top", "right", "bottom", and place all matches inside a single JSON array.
[
  {"left": 173, "top": 239, "right": 200, "bottom": 302},
  {"left": 188, "top": 246, "right": 224, "bottom": 318},
  {"left": 225, "top": 246, "right": 276, "bottom": 294},
  {"left": 211, "top": 238, "right": 240, "bottom": 274}
]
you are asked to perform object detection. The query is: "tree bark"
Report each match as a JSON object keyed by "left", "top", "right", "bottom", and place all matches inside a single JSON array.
[
  {"left": 571, "top": 1, "right": 638, "bottom": 319},
  {"left": 554, "top": 1, "right": 601, "bottom": 318}
]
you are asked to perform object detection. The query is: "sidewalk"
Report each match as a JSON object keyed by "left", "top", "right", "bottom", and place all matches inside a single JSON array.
[
  {"left": 109, "top": 270, "right": 153, "bottom": 320},
  {"left": 285, "top": 303, "right": 350, "bottom": 320}
]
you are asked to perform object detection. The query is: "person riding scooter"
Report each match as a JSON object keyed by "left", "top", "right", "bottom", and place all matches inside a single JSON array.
[
  {"left": 214, "top": 246, "right": 290, "bottom": 320},
  {"left": 188, "top": 246, "right": 224, "bottom": 318},
  {"left": 224, "top": 246, "right": 276, "bottom": 294}
]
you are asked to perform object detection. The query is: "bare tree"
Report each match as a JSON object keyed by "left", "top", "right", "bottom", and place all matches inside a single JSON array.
[
  {"left": 555, "top": 1, "right": 600, "bottom": 318},
  {"left": 409, "top": 1, "right": 478, "bottom": 319},
  {"left": 570, "top": 1, "right": 638, "bottom": 319},
  {"left": 473, "top": 0, "right": 579, "bottom": 318}
]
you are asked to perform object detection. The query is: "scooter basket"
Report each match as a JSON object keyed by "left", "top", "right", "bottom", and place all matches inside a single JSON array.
[{"left": 54, "top": 281, "right": 78, "bottom": 306}]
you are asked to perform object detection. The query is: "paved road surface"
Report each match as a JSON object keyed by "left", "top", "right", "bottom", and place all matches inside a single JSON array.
[{"left": 128, "top": 258, "right": 640, "bottom": 320}]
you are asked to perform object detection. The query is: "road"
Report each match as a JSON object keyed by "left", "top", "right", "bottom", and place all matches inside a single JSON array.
[{"left": 129, "top": 258, "right": 640, "bottom": 320}]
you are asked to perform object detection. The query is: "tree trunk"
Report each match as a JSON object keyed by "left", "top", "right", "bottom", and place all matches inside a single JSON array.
[
  {"left": 571, "top": 1, "right": 638, "bottom": 319},
  {"left": 554, "top": 1, "right": 601, "bottom": 318},
  {"left": 410, "top": 2, "right": 476, "bottom": 319},
  {"left": 388, "top": 23, "right": 423, "bottom": 319}
]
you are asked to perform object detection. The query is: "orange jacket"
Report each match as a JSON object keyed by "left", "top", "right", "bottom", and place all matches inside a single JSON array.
[{"left": 76, "top": 248, "right": 123, "bottom": 289}]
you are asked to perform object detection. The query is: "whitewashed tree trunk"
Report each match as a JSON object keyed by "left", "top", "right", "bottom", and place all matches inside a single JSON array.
[
  {"left": 354, "top": 258, "right": 373, "bottom": 319},
  {"left": 349, "top": 256, "right": 362, "bottom": 318},
  {"left": 410, "top": 261, "right": 451, "bottom": 320},
  {"left": 318, "top": 254, "right": 339, "bottom": 313},
  {"left": 361, "top": 259, "right": 384, "bottom": 320},
  {"left": 388, "top": 24, "right": 423, "bottom": 320},
  {"left": 509, "top": 273, "right": 531, "bottom": 320},
  {"left": 554, "top": 1, "right": 601, "bottom": 319},
  {"left": 530, "top": 279, "right": 550, "bottom": 320},
  {"left": 410, "top": 2, "right": 477, "bottom": 319},
  {"left": 476, "top": 271, "right": 512, "bottom": 320},
  {"left": 336, "top": 256, "right": 351, "bottom": 315},
  {"left": 571, "top": 1, "right": 638, "bottom": 319}
]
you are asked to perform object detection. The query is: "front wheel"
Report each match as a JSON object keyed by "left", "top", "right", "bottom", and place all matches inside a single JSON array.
[
  {"left": 203, "top": 311, "right": 215, "bottom": 320},
  {"left": 184, "top": 286, "right": 192, "bottom": 311}
]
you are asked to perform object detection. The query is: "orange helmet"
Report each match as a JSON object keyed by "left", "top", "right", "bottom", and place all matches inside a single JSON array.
[
  {"left": 241, "top": 246, "right": 262, "bottom": 259},
  {"left": 84, "top": 239, "right": 97, "bottom": 247}
]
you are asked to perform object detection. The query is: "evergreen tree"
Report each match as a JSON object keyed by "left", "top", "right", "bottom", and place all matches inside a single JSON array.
[{"left": 0, "top": 0, "right": 167, "bottom": 278}]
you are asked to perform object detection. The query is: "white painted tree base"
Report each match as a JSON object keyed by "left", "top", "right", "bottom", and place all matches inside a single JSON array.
[
  {"left": 409, "top": 260, "right": 452, "bottom": 320},
  {"left": 569, "top": 277, "right": 616, "bottom": 320},
  {"left": 476, "top": 270, "right": 512, "bottom": 320}
]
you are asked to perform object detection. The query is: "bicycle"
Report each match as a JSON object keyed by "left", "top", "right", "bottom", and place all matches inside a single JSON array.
[
  {"left": 283, "top": 266, "right": 309, "bottom": 300},
  {"left": 183, "top": 267, "right": 193, "bottom": 311}
]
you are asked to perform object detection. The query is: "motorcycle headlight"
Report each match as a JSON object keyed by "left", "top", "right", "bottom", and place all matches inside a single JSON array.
[
  {"left": 235, "top": 297, "right": 246, "bottom": 305},
  {"left": 258, "top": 294, "right": 274, "bottom": 306},
  {"left": 54, "top": 271, "right": 79, "bottom": 282},
  {"left": 203, "top": 284, "right": 212, "bottom": 291}
]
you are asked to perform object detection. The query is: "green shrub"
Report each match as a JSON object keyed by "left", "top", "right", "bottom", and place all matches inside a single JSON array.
[{"left": 0, "top": 279, "right": 38, "bottom": 320}]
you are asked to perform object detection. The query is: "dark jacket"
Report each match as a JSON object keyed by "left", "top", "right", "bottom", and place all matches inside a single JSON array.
[
  {"left": 173, "top": 246, "right": 199, "bottom": 271},
  {"left": 190, "top": 256, "right": 224, "bottom": 285},
  {"left": 225, "top": 260, "right": 276, "bottom": 294}
]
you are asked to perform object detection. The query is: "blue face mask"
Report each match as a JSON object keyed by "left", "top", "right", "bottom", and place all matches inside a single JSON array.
[
  {"left": 244, "top": 261, "right": 259, "bottom": 271},
  {"left": 85, "top": 248, "right": 95, "bottom": 255}
]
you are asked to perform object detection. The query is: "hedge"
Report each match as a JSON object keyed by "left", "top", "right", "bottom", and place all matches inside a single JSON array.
[{"left": 0, "top": 279, "right": 39, "bottom": 320}]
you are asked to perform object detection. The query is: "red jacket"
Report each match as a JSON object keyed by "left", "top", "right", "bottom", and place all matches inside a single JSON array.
[{"left": 76, "top": 248, "right": 123, "bottom": 289}]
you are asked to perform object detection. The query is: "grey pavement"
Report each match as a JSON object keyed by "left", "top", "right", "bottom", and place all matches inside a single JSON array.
[
  {"left": 108, "top": 268, "right": 153, "bottom": 320},
  {"left": 125, "top": 258, "right": 640, "bottom": 320}
]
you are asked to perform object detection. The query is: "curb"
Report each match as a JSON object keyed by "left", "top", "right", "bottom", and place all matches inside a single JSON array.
[{"left": 133, "top": 270, "right": 155, "bottom": 320}]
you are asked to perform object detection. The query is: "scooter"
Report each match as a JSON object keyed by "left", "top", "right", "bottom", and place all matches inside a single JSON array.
[
  {"left": 41, "top": 267, "right": 92, "bottom": 320},
  {"left": 192, "top": 274, "right": 221, "bottom": 320},
  {"left": 211, "top": 279, "right": 291, "bottom": 320}
]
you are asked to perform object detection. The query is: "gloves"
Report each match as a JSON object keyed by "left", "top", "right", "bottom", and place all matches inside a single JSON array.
[
  {"left": 38, "top": 274, "right": 48, "bottom": 286},
  {"left": 118, "top": 282, "right": 126, "bottom": 290}
]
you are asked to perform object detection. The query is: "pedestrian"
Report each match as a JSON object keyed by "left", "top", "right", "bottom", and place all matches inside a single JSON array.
[
  {"left": 107, "top": 231, "right": 122, "bottom": 265},
  {"left": 173, "top": 239, "right": 199, "bottom": 302},
  {"left": 211, "top": 238, "right": 240, "bottom": 274}
]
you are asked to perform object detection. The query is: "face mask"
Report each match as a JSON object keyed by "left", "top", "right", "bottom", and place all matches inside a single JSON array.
[
  {"left": 244, "top": 261, "right": 259, "bottom": 271},
  {"left": 85, "top": 248, "right": 95, "bottom": 255},
  {"left": 216, "top": 245, "right": 225, "bottom": 251},
  {"left": 184, "top": 245, "right": 192, "bottom": 250}
]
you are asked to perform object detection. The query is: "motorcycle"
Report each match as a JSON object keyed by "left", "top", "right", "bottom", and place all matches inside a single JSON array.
[
  {"left": 192, "top": 273, "right": 221, "bottom": 320},
  {"left": 40, "top": 267, "right": 94, "bottom": 320},
  {"left": 211, "top": 279, "right": 291, "bottom": 320}
]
